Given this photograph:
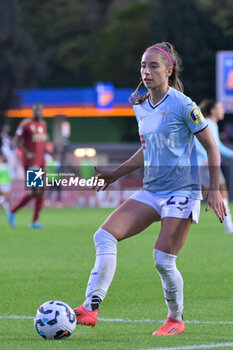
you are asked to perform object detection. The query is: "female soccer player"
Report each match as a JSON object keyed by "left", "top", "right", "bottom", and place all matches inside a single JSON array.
[{"left": 74, "top": 42, "right": 226, "bottom": 336}]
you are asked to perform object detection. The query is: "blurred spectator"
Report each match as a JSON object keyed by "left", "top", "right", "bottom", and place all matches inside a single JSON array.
[
  {"left": 195, "top": 99, "right": 233, "bottom": 234},
  {"left": 77, "top": 156, "right": 95, "bottom": 208},
  {"left": 0, "top": 123, "right": 17, "bottom": 178},
  {"left": 45, "top": 151, "right": 62, "bottom": 208},
  {"left": 0, "top": 153, "right": 12, "bottom": 210},
  {"left": 223, "top": 122, "right": 233, "bottom": 145}
]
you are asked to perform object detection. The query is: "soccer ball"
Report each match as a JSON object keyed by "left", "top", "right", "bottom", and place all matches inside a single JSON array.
[{"left": 34, "top": 300, "right": 76, "bottom": 340}]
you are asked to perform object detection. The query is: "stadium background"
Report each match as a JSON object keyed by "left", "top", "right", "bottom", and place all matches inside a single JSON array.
[
  {"left": 1, "top": 0, "right": 233, "bottom": 204},
  {"left": 0, "top": 1, "right": 233, "bottom": 349}
]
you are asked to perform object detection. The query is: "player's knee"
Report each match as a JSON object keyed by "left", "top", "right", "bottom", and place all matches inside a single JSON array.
[
  {"left": 155, "top": 259, "right": 168, "bottom": 274},
  {"left": 94, "top": 228, "right": 118, "bottom": 255},
  {"left": 154, "top": 249, "right": 176, "bottom": 274}
]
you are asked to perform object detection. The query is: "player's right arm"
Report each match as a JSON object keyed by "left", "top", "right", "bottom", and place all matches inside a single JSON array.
[
  {"left": 15, "top": 119, "right": 34, "bottom": 159},
  {"left": 94, "top": 147, "right": 144, "bottom": 191}
]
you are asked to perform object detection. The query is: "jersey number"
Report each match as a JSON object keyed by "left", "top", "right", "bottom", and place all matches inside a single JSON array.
[{"left": 166, "top": 196, "right": 189, "bottom": 206}]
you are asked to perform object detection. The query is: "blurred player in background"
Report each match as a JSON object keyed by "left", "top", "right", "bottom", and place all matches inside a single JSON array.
[
  {"left": 73, "top": 42, "right": 226, "bottom": 336},
  {"left": 0, "top": 153, "right": 12, "bottom": 210},
  {"left": 195, "top": 99, "right": 233, "bottom": 234},
  {"left": 45, "top": 149, "right": 62, "bottom": 208},
  {"left": 0, "top": 123, "right": 17, "bottom": 178},
  {"left": 7, "top": 103, "right": 47, "bottom": 229}
]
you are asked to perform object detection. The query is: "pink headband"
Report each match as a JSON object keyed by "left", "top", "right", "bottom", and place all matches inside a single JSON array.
[{"left": 146, "top": 45, "right": 173, "bottom": 68}]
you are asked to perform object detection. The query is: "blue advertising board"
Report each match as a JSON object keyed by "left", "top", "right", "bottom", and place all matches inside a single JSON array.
[
  {"left": 216, "top": 51, "right": 233, "bottom": 113},
  {"left": 95, "top": 82, "right": 114, "bottom": 109}
]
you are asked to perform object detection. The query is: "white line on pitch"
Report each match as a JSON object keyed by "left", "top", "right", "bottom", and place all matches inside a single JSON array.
[
  {"left": 0, "top": 316, "right": 233, "bottom": 326},
  {"left": 99, "top": 318, "right": 233, "bottom": 325},
  {"left": 139, "top": 342, "right": 233, "bottom": 350},
  {"left": 0, "top": 315, "right": 33, "bottom": 319}
]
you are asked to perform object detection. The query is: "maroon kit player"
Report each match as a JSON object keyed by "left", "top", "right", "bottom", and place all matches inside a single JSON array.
[{"left": 7, "top": 103, "right": 47, "bottom": 229}]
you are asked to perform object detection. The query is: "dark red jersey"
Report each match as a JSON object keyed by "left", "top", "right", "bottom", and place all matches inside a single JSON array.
[{"left": 16, "top": 119, "right": 47, "bottom": 167}]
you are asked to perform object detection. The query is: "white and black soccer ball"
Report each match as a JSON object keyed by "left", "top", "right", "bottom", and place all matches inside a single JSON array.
[{"left": 34, "top": 300, "right": 76, "bottom": 340}]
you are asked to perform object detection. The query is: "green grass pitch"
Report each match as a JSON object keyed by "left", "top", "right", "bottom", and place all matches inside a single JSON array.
[{"left": 0, "top": 204, "right": 232, "bottom": 350}]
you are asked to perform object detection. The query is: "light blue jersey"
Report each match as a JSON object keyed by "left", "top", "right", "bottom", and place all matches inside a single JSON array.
[
  {"left": 133, "top": 87, "right": 207, "bottom": 199},
  {"left": 195, "top": 118, "right": 233, "bottom": 166}
]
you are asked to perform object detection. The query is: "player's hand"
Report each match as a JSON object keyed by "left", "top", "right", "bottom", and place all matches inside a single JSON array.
[
  {"left": 93, "top": 166, "right": 119, "bottom": 191},
  {"left": 26, "top": 152, "right": 34, "bottom": 159},
  {"left": 205, "top": 190, "right": 227, "bottom": 223}
]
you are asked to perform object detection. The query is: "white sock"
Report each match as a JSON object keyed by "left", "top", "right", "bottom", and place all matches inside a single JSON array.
[
  {"left": 84, "top": 228, "right": 118, "bottom": 311},
  {"left": 154, "top": 249, "right": 183, "bottom": 322},
  {"left": 223, "top": 199, "right": 233, "bottom": 231}
]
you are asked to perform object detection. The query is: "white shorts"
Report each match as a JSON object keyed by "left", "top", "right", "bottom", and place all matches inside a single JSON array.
[
  {"left": 199, "top": 167, "right": 225, "bottom": 188},
  {"left": 130, "top": 189, "right": 200, "bottom": 224}
]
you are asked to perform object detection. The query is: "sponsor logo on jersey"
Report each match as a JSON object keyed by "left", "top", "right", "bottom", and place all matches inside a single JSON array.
[
  {"left": 149, "top": 132, "right": 175, "bottom": 149},
  {"left": 176, "top": 206, "right": 188, "bottom": 211},
  {"left": 189, "top": 107, "right": 205, "bottom": 124},
  {"left": 32, "top": 133, "right": 47, "bottom": 142},
  {"left": 139, "top": 115, "right": 146, "bottom": 121},
  {"left": 187, "top": 102, "right": 195, "bottom": 107}
]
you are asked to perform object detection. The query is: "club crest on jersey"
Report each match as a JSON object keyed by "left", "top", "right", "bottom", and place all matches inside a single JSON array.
[
  {"left": 189, "top": 107, "right": 204, "bottom": 124},
  {"left": 161, "top": 112, "right": 172, "bottom": 117},
  {"left": 38, "top": 126, "right": 43, "bottom": 133},
  {"left": 30, "top": 125, "right": 36, "bottom": 132}
]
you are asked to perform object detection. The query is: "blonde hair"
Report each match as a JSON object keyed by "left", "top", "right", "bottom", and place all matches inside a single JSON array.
[{"left": 129, "top": 42, "right": 183, "bottom": 105}]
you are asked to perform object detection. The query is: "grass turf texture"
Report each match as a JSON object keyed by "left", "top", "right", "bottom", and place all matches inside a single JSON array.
[{"left": 0, "top": 205, "right": 232, "bottom": 350}]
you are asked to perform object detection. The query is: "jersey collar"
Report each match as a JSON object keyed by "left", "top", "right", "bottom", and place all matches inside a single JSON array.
[{"left": 148, "top": 88, "right": 171, "bottom": 109}]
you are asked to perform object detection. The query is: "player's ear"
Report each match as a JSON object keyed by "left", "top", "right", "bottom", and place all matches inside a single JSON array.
[{"left": 168, "top": 67, "right": 173, "bottom": 77}]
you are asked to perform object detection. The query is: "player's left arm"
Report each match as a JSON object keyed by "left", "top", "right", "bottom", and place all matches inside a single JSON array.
[
  {"left": 195, "top": 127, "right": 226, "bottom": 222},
  {"left": 182, "top": 101, "right": 225, "bottom": 221}
]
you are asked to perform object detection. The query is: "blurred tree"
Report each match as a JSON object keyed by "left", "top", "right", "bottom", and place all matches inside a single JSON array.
[
  {"left": 198, "top": 0, "right": 233, "bottom": 36},
  {"left": 0, "top": 0, "right": 45, "bottom": 125},
  {"left": 18, "top": 0, "right": 233, "bottom": 99},
  {"left": 19, "top": 0, "right": 152, "bottom": 88},
  {"left": 10, "top": 0, "right": 233, "bottom": 141},
  {"left": 149, "top": 0, "right": 231, "bottom": 102},
  {"left": 90, "top": 1, "right": 152, "bottom": 87},
  {"left": 88, "top": 1, "right": 152, "bottom": 141},
  {"left": 19, "top": 0, "right": 104, "bottom": 87}
]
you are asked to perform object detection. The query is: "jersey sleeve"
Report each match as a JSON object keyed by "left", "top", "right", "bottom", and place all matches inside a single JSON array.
[{"left": 181, "top": 101, "right": 207, "bottom": 134}]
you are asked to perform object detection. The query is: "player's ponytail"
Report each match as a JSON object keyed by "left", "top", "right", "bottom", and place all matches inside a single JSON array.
[
  {"left": 129, "top": 41, "right": 183, "bottom": 105},
  {"left": 163, "top": 42, "right": 183, "bottom": 93},
  {"left": 128, "top": 80, "right": 150, "bottom": 105}
]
